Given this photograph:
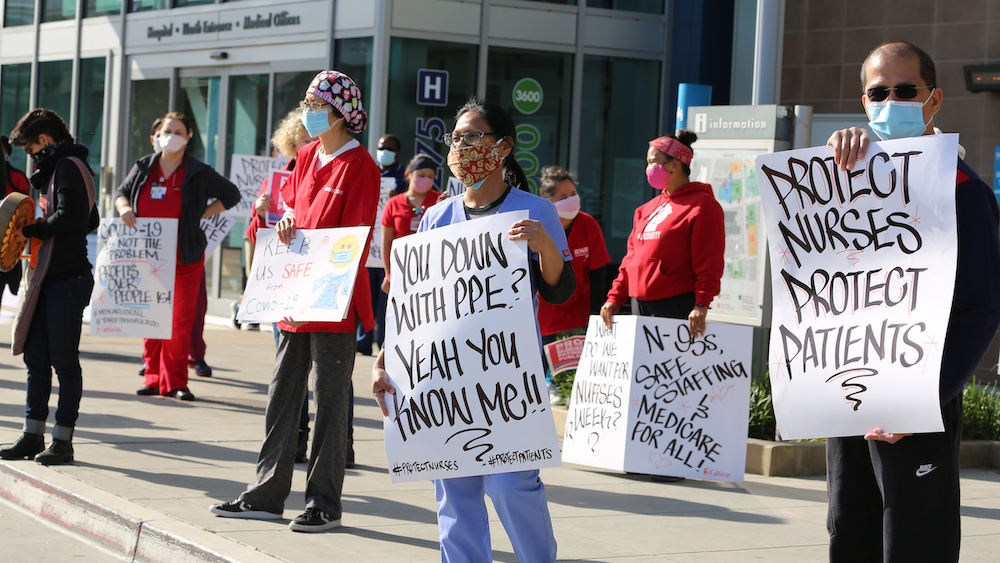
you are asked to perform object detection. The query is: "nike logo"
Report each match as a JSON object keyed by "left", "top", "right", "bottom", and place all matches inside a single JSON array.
[{"left": 915, "top": 464, "right": 937, "bottom": 477}]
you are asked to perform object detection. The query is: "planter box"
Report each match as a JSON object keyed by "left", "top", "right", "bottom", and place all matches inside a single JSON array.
[{"left": 553, "top": 407, "right": 1000, "bottom": 477}]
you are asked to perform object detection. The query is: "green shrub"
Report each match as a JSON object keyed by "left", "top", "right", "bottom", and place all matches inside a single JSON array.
[
  {"left": 748, "top": 375, "right": 777, "bottom": 440},
  {"left": 962, "top": 377, "right": 1000, "bottom": 441},
  {"left": 551, "top": 368, "right": 575, "bottom": 402}
]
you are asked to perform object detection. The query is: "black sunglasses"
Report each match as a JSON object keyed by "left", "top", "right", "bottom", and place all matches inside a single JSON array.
[{"left": 865, "top": 84, "right": 934, "bottom": 102}]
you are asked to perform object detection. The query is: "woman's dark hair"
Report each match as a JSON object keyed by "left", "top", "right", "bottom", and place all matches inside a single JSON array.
[
  {"left": 538, "top": 166, "right": 577, "bottom": 199},
  {"left": 0, "top": 135, "right": 10, "bottom": 156},
  {"left": 662, "top": 129, "right": 697, "bottom": 176},
  {"left": 159, "top": 112, "right": 192, "bottom": 136},
  {"left": 454, "top": 97, "right": 529, "bottom": 192},
  {"left": 9, "top": 108, "right": 72, "bottom": 147},
  {"left": 150, "top": 117, "right": 163, "bottom": 137}
]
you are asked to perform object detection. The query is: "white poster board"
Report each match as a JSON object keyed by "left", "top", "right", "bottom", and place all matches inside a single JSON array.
[
  {"left": 756, "top": 134, "right": 959, "bottom": 439},
  {"left": 200, "top": 213, "right": 236, "bottom": 259},
  {"left": 89, "top": 218, "right": 178, "bottom": 339},
  {"left": 365, "top": 177, "right": 395, "bottom": 269},
  {"left": 382, "top": 211, "right": 560, "bottom": 483},
  {"left": 227, "top": 154, "right": 287, "bottom": 218},
  {"left": 236, "top": 227, "right": 369, "bottom": 323},
  {"left": 563, "top": 316, "right": 753, "bottom": 482}
]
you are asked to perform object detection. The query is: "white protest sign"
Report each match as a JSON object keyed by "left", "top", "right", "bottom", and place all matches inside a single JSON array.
[
  {"left": 227, "top": 154, "right": 287, "bottom": 218},
  {"left": 237, "top": 227, "right": 370, "bottom": 323},
  {"left": 89, "top": 218, "right": 178, "bottom": 339},
  {"left": 563, "top": 316, "right": 753, "bottom": 482},
  {"left": 365, "top": 177, "right": 395, "bottom": 268},
  {"left": 201, "top": 213, "right": 236, "bottom": 259},
  {"left": 382, "top": 211, "right": 560, "bottom": 483},
  {"left": 446, "top": 176, "right": 466, "bottom": 198},
  {"left": 756, "top": 134, "right": 958, "bottom": 439}
]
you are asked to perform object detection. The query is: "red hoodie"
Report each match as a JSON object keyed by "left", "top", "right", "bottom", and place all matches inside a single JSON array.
[{"left": 607, "top": 181, "right": 724, "bottom": 308}]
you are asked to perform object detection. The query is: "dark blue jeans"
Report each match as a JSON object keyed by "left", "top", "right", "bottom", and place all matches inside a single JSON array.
[
  {"left": 24, "top": 274, "right": 94, "bottom": 429},
  {"left": 356, "top": 267, "right": 387, "bottom": 355}
]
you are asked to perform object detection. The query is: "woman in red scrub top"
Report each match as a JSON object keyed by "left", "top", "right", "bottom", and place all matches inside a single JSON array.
[
  {"left": 115, "top": 112, "right": 241, "bottom": 401},
  {"left": 379, "top": 153, "right": 441, "bottom": 294}
]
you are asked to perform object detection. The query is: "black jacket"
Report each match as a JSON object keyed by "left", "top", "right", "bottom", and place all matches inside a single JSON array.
[
  {"left": 115, "top": 153, "right": 240, "bottom": 266},
  {"left": 21, "top": 142, "right": 100, "bottom": 284}
]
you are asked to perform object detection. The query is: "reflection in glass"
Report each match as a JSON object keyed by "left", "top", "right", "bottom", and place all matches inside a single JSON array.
[
  {"left": 179, "top": 76, "right": 222, "bottom": 168},
  {"left": 174, "top": 0, "right": 214, "bottom": 7},
  {"left": 271, "top": 71, "right": 313, "bottom": 141},
  {"left": 130, "top": 0, "right": 166, "bottom": 12},
  {"left": 127, "top": 79, "right": 169, "bottom": 166},
  {"left": 334, "top": 37, "right": 374, "bottom": 142},
  {"left": 77, "top": 58, "right": 106, "bottom": 193},
  {"left": 86, "top": 0, "right": 121, "bottom": 17},
  {"left": 42, "top": 0, "right": 76, "bottom": 21},
  {"left": 226, "top": 74, "right": 269, "bottom": 175},
  {"left": 577, "top": 55, "right": 660, "bottom": 262},
  {"left": 385, "top": 38, "right": 478, "bottom": 192},
  {"left": 4, "top": 0, "right": 34, "bottom": 26},
  {"left": 38, "top": 60, "right": 74, "bottom": 125},
  {"left": 1, "top": 63, "right": 32, "bottom": 167},
  {"left": 587, "top": 0, "right": 664, "bottom": 13},
  {"left": 486, "top": 47, "right": 573, "bottom": 194}
]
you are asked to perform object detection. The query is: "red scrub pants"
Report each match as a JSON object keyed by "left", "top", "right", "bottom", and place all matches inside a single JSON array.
[{"left": 142, "top": 260, "right": 204, "bottom": 394}]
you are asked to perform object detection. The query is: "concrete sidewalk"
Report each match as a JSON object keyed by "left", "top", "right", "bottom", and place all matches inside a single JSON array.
[{"left": 0, "top": 322, "right": 998, "bottom": 562}]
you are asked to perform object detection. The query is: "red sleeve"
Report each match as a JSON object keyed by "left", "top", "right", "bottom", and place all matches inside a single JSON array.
[
  {"left": 691, "top": 197, "right": 725, "bottom": 307},
  {"left": 586, "top": 214, "right": 611, "bottom": 270},
  {"left": 381, "top": 194, "right": 399, "bottom": 228},
  {"left": 606, "top": 206, "right": 641, "bottom": 306},
  {"left": 9, "top": 170, "right": 29, "bottom": 195}
]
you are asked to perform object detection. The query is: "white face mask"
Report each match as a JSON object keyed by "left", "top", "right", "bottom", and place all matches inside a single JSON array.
[
  {"left": 554, "top": 194, "right": 581, "bottom": 220},
  {"left": 152, "top": 138, "right": 163, "bottom": 154},
  {"left": 158, "top": 133, "right": 188, "bottom": 154}
]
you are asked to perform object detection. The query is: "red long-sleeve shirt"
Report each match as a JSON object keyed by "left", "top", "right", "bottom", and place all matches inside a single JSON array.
[{"left": 607, "top": 182, "right": 724, "bottom": 308}]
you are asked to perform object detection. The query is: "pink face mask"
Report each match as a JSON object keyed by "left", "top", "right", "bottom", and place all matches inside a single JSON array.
[
  {"left": 412, "top": 176, "right": 434, "bottom": 194},
  {"left": 646, "top": 164, "right": 671, "bottom": 190}
]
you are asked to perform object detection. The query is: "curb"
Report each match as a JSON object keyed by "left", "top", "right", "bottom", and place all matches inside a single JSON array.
[{"left": 0, "top": 461, "right": 284, "bottom": 563}]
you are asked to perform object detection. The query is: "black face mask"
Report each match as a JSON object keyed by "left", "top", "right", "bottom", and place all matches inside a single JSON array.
[{"left": 29, "top": 140, "right": 64, "bottom": 165}]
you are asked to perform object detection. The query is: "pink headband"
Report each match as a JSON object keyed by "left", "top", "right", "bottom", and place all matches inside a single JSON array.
[{"left": 648, "top": 136, "right": 693, "bottom": 166}]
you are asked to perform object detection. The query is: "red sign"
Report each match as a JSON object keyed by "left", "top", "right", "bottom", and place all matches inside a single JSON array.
[{"left": 544, "top": 335, "right": 587, "bottom": 374}]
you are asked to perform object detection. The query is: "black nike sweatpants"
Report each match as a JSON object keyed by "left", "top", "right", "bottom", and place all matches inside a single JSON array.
[{"left": 826, "top": 396, "right": 962, "bottom": 563}]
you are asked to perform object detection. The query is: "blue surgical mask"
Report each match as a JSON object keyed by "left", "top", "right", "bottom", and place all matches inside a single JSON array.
[
  {"left": 866, "top": 90, "right": 934, "bottom": 141},
  {"left": 301, "top": 109, "right": 333, "bottom": 138},
  {"left": 469, "top": 178, "right": 487, "bottom": 191},
  {"left": 375, "top": 149, "right": 396, "bottom": 166}
]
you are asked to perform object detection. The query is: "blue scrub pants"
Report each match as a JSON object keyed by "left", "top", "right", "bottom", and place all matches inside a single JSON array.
[{"left": 434, "top": 470, "right": 556, "bottom": 563}]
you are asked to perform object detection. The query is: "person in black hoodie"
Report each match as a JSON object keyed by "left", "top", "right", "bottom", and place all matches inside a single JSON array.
[
  {"left": 0, "top": 108, "right": 99, "bottom": 465},
  {"left": 115, "top": 112, "right": 240, "bottom": 402}
]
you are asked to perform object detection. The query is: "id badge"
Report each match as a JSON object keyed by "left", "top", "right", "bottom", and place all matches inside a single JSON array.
[
  {"left": 410, "top": 216, "right": 421, "bottom": 232},
  {"left": 151, "top": 185, "right": 167, "bottom": 200}
]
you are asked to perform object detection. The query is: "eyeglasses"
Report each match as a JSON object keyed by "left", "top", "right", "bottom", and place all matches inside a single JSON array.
[
  {"left": 865, "top": 85, "right": 934, "bottom": 102},
  {"left": 299, "top": 100, "right": 333, "bottom": 112},
  {"left": 441, "top": 131, "right": 497, "bottom": 147}
]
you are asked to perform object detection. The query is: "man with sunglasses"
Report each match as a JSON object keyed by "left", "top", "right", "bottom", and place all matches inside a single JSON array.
[{"left": 825, "top": 41, "right": 1000, "bottom": 563}]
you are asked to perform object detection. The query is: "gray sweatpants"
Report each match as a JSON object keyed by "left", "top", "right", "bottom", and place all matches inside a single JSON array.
[{"left": 239, "top": 330, "right": 354, "bottom": 517}]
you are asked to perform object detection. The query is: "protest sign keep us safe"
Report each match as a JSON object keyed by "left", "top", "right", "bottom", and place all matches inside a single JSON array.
[
  {"left": 756, "top": 134, "right": 959, "bottom": 439},
  {"left": 562, "top": 316, "right": 753, "bottom": 482},
  {"left": 237, "top": 227, "right": 369, "bottom": 323},
  {"left": 382, "top": 211, "right": 560, "bottom": 484},
  {"left": 89, "top": 218, "right": 178, "bottom": 339}
]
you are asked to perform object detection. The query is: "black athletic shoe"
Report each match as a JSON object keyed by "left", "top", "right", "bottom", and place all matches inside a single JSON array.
[
  {"left": 209, "top": 500, "right": 281, "bottom": 520},
  {"left": 190, "top": 360, "right": 212, "bottom": 377},
  {"left": 0, "top": 433, "right": 44, "bottom": 460},
  {"left": 34, "top": 439, "right": 74, "bottom": 465},
  {"left": 288, "top": 508, "right": 341, "bottom": 532}
]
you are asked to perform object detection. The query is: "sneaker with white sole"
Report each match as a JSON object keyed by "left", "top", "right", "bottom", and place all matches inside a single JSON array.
[
  {"left": 209, "top": 500, "right": 281, "bottom": 520},
  {"left": 288, "top": 507, "right": 341, "bottom": 532}
]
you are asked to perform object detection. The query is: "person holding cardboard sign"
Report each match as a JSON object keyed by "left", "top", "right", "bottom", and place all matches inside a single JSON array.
[
  {"left": 372, "top": 98, "right": 575, "bottom": 563},
  {"left": 822, "top": 41, "right": 1000, "bottom": 563}
]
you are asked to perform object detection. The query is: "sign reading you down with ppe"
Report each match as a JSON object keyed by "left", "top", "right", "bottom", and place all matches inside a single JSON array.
[
  {"left": 382, "top": 211, "right": 560, "bottom": 483},
  {"left": 238, "top": 227, "right": 369, "bottom": 323},
  {"left": 562, "top": 316, "right": 753, "bottom": 482}
]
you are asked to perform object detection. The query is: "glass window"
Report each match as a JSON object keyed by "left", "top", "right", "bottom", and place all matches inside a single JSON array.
[
  {"left": 174, "top": 0, "right": 214, "bottom": 7},
  {"left": 526, "top": 0, "right": 577, "bottom": 4},
  {"left": 4, "top": 0, "right": 34, "bottom": 26},
  {"left": 271, "top": 71, "right": 313, "bottom": 139},
  {"left": 38, "top": 60, "right": 73, "bottom": 125},
  {"left": 77, "top": 58, "right": 106, "bottom": 192},
  {"left": 126, "top": 79, "right": 169, "bottom": 167},
  {"left": 41, "top": 0, "right": 75, "bottom": 22},
  {"left": 178, "top": 76, "right": 222, "bottom": 168},
  {"left": 385, "top": 38, "right": 478, "bottom": 192},
  {"left": 130, "top": 0, "right": 166, "bottom": 12},
  {"left": 334, "top": 37, "right": 374, "bottom": 129},
  {"left": 85, "top": 0, "right": 121, "bottom": 17},
  {"left": 1, "top": 63, "right": 32, "bottom": 167},
  {"left": 226, "top": 74, "right": 269, "bottom": 175},
  {"left": 577, "top": 55, "right": 660, "bottom": 262},
  {"left": 587, "top": 0, "right": 664, "bottom": 14},
  {"left": 486, "top": 47, "right": 573, "bottom": 194}
]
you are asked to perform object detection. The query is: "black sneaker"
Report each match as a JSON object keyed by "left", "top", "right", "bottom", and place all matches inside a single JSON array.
[
  {"left": 0, "top": 433, "right": 44, "bottom": 460},
  {"left": 288, "top": 508, "right": 341, "bottom": 532},
  {"left": 209, "top": 500, "right": 281, "bottom": 520},
  {"left": 34, "top": 439, "right": 74, "bottom": 465},
  {"left": 190, "top": 360, "right": 212, "bottom": 377}
]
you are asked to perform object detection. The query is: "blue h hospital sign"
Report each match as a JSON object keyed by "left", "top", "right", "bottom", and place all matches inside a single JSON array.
[{"left": 417, "top": 69, "right": 449, "bottom": 107}]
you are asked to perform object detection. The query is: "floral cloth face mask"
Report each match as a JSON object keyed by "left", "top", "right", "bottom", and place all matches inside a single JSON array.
[{"left": 447, "top": 138, "right": 505, "bottom": 190}]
